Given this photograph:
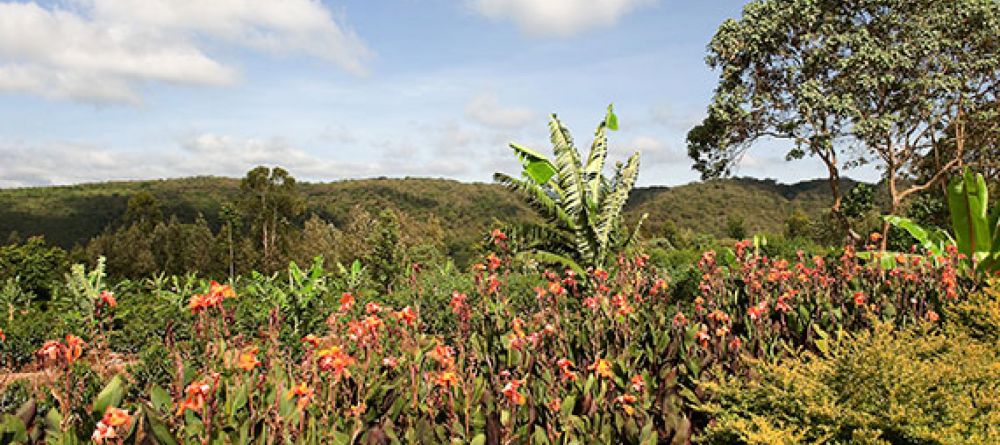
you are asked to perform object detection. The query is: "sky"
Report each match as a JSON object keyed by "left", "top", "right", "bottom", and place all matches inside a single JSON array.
[{"left": 0, "top": 0, "right": 881, "bottom": 188}]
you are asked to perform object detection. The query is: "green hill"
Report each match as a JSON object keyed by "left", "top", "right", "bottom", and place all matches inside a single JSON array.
[{"left": 0, "top": 176, "right": 854, "bottom": 250}]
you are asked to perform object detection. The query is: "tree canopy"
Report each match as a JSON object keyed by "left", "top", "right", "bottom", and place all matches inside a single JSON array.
[{"left": 689, "top": 0, "right": 1000, "bottom": 241}]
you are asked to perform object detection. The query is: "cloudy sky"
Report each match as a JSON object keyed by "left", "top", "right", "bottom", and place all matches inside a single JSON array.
[{"left": 0, "top": 0, "right": 880, "bottom": 188}]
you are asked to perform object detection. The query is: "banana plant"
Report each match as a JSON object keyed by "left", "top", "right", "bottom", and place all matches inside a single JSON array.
[
  {"left": 948, "top": 168, "right": 999, "bottom": 275},
  {"left": 884, "top": 169, "right": 999, "bottom": 274},
  {"left": 494, "top": 105, "right": 646, "bottom": 274}
]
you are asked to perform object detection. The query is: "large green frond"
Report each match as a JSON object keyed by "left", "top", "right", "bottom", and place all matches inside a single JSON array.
[
  {"left": 595, "top": 152, "right": 641, "bottom": 254},
  {"left": 548, "top": 115, "right": 587, "bottom": 221},
  {"left": 493, "top": 173, "right": 576, "bottom": 231},
  {"left": 509, "top": 142, "right": 557, "bottom": 185}
]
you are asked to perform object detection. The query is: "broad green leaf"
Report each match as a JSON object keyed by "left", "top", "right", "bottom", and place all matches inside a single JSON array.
[
  {"left": 605, "top": 104, "right": 619, "bottom": 131},
  {"left": 92, "top": 375, "right": 126, "bottom": 417},
  {"left": 948, "top": 169, "right": 991, "bottom": 256}
]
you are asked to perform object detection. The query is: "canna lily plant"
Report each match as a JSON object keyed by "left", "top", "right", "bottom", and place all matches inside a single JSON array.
[{"left": 494, "top": 105, "right": 647, "bottom": 275}]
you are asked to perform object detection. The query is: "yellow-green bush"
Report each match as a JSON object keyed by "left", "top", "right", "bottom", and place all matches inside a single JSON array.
[{"left": 698, "top": 311, "right": 1000, "bottom": 444}]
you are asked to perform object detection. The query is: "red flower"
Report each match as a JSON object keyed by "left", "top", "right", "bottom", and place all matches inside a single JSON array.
[
  {"left": 176, "top": 380, "right": 212, "bottom": 416},
  {"left": 630, "top": 375, "right": 645, "bottom": 393},
  {"left": 672, "top": 311, "right": 687, "bottom": 327},
  {"left": 502, "top": 379, "right": 526, "bottom": 405},
  {"left": 853, "top": 292, "right": 866, "bottom": 306},
  {"left": 339, "top": 293, "right": 355, "bottom": 312},
  {"left": 301, "top": 334, "right": 320, "bottom": 348},
  {"left": 317, "top": 345, "right": 354, "bottom": 380},
  {"left": 365, "top": 302, "right": 383, "bottom": 314},
  {"left": 98, "top": 291, "right": 117, "bottom": 308},
  {"left": 491, "top": 228, "right": 507, "bottom": 243},
  {"left": 556, "top": 358, "right": 578, "bottom": 381},
  {"left": 395, "top": 306, "right": 417, "bottom": 326}
]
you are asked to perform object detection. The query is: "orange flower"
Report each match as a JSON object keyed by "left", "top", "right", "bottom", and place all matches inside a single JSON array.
[
  {"left": 62, "top": 334, "right": 85, "bottom": 365},
  {"left": 362, "top": 315, "right": 384, "bottom": 332},
  {"left": 926, "top": 310, "right": 940, "bottom": 322},
  {"left": 435, "top": 370, "right": 459, "bottom": 388},
  {"left": 395, "top": 306, "right": 417, "bottom": 326},
  {"left": 188, "top": 293, "right": 209, "bottom": 314},
  {"left": 365, "top": 302, "right": 384, "bottom": 314},
  {"left": 37, "top": 340, "right": 62, "bottom": 362},
  {"left": 486, "top": 253, "right": 502, "bottom": 271},
  {"left": 870, "top": 232, "right": 882, "bottom": 242},
  {"left": 287, "top": 383, "right": 313, "bottom": 410},
  {"left": 209, "top": 281, "right": 236, "bottom": 299},
  {"left": 547, "top": 398, "right": 561, "bottom": 412},
  {"left": 176, "top": 380, "right": 212, "bottom": 416},
  {"left": 853, "top": 292, "right": 866, "bottom": 306},
  {"left": 101, "top": 406, "right": 131, "bottom": 428},
  {"left": 556, "top": 358, "right": 578, "bottom": 381},
  {"left": 349, "top": 402, "right": 366, "bottom": 417},
  {"left": 630, "top": 375, "right": 645, "bottom": 393},
  {"left": 301, "top": 334, "right": 320, "bottom": 348},
  {"left": 491, "top": 228, "right": 507, "bottom": 243},
  {"left": 237, "top": 347, "right": 260, "bottom": 371},
  {"left": 588, "top": 359, "right": 613, "bottom": 379},
  {"left": 0, "top": 328, "right": 5, "bottom": 342},
  {"left": 614, "top": 394, "right": 638, "bottom": 415},
  {"left": 547, "top": 281, "right": 565, "bottom": 296},
  {"left": 339, "top": 293, "right": 355, "bottom": 312},
  {"left": 99, "top": 291, "right": 117, "bottom": 308},
  {"left": 502, "top": 379, "right": 526, "bottom": 405},
  {"left": 91, "top": 421, "right": 117, "bottom": 444},
  {"left": 429, "top": 344, "right": 455, "bottom": 366},
  {"left": 696, "top": 325, "right": 711, "bottom": 348},
  {"left": 317, "top": 346, "right": 354, "bottom": 380}
]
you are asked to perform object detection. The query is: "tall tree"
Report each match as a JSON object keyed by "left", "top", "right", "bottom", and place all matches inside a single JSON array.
[
  {"left": 239, "top": 166, "right": 304, "bottom": 269},
  {"left": 123, "top": 191, "right": 163, "bottom": 228},
  {"left": 687, "top": 0, "right": 858, "bottom": 238},
  {"left": 842, "top": 0, "right": 1000, "bottom": 246},
  {"left": 366, "top": 209, "right": 405, "bottom": 293},
  {"left": 689, "top": 0, "right": 1000, "bottom": 245}
]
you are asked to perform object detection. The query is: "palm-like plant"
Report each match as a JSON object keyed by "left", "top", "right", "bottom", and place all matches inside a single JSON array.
[{"left": 493, "top": 105, "right": 646, "bottom": 273}]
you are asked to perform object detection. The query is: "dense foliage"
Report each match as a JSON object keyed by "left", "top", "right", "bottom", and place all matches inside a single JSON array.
[{"left": 0, "top": 229, "right": 983, "bottom": 443}]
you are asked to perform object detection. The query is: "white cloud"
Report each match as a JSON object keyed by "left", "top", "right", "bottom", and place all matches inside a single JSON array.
[
  {"left": 470, "top": 0, "right": 657, "bottom": 37},
  {"left": 465, "top": 93, "right": 536, "bottom": 129},
  {"left": 614, "top": 135, "right": 684, "bottom": 167},
  {"left": 86, "top": 0, "right": 372, "bottom": 75},
  {"left": 0, "top": 1, "right": 370, "bottom": 104}
]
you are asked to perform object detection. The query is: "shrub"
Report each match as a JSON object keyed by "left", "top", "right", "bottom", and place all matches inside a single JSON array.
[{"left": 698, "top": 320, "right": 1000, "bottom": 444}]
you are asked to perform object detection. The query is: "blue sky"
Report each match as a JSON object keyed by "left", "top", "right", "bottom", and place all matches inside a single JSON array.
[{"left": 0, "top": 0, "right": 880, "bottom": 187}]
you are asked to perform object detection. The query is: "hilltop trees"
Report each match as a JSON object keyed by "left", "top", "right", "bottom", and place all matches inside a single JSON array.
[
  {"left": 240, "top": 166, "right": 304, "bottom": 268},
  {"left": 690, "top": 0, "right": 1000, "bottom": 244}
]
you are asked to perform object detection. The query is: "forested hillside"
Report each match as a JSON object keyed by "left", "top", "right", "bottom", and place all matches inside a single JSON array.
[{"left": 0, "top": 176, "right": 848, "bottom": 249}]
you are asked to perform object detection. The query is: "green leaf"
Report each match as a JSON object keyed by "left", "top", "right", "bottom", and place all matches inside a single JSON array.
[
  {"left": 0, "top": 415, "right": 28, "bottom": 444},
  {"left": 470, "top": 433, "right": 486, "bottom": 445},
  {"left": 150, "top": 385, "right": 172, "bottom": 412},
  {"left": 92, "top": 375, "right": 126, "bottom": 417},
  {"left": 510, "top": 143, "right": 557, "bottom": 184},
  {"left": 605, "top": 104, "right": 619, "bottom": 131},
  {"left": 561, "top": 395, "right": 577, "bottom": 418},
  {"left": 948, "top": 169, "right": 992, "bottom": 256},
  {"left": 143, "top": 404, "right": 180, "bottom": 445}
]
